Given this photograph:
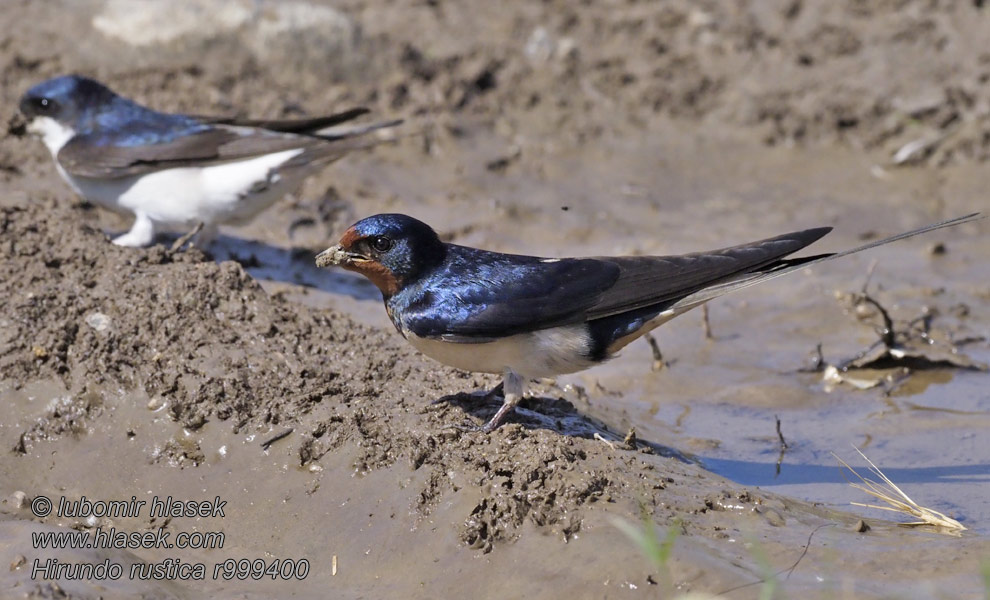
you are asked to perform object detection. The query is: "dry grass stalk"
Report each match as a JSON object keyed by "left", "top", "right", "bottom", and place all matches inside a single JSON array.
[{"left": 833, "top": 447, "right": 966, "bottom": 532}]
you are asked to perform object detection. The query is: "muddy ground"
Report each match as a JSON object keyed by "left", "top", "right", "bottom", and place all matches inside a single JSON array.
[{"left": 1, "top": 1, "right": 988, "bottom": 599}]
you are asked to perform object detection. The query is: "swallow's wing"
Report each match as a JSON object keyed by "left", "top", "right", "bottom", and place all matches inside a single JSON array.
[
  {"left": 399, "top": 229, "right": 833, "bottom": 342},
  {"left": 57, "top": 121, "right": 375, "bottom": 179},
  {"left": 588, "top": 213, "right": 984, "bottom": 319},
  {"left": 585, "top": 227, "right": 834, "bottom": 319},
  {"left": 397, "top": 248, "right": 621, "bottom": 341},
  {"left": 401, "top": 215, "right": 981, "bottom": 344}
]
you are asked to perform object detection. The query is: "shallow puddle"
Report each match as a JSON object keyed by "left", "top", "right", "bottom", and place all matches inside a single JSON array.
[
  {"left": 270, "top": 130, "right": 990, "bottom": 539},
  {"left": 231, "top": 131, "right": 990, "bottom": 596}
]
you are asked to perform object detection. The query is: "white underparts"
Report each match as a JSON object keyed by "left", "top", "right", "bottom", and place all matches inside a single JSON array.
[
  {"left": 29, "top": 116, "right": 315, "bottom": 247},
  {"left": 61, "top": 149, "right": 306, "bottom": 234},
  {"left": 28, "top": 116, "right": 76, "bottom": 156},
  {"left": 406, "top": 324, "right": 597, "bottom": 379}
]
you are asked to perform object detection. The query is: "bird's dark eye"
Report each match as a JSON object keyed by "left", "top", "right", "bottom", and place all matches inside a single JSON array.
[
  {"left": 33, "top": 97, "right": 55, "bottom": 113},
  {"left": 370, "top": 235, "right": 393, "bottom": 253}
]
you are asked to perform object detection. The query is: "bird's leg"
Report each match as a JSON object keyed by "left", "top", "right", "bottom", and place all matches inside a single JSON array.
[
  {"left": 169, "top": 222, "right": 204, "bottom": 252},
  {"left": 112, "top": 212, "right": 155, "bottom": 247},
  {"left": 194, "top": 223, "right": 218, "bottom": 248},
  {"left": 480, "top": 370, "right": 525, "bottom": 433}
]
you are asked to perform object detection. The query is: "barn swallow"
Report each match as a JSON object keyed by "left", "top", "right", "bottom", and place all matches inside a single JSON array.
[
  {"left": 19, "top": 74, "right": 400, "bottom": 247},
  {"left": 316, "top": 212, "right": 981, "bottom": 432}
]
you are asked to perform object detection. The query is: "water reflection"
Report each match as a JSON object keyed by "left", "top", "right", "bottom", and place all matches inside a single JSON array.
[{"left": 701, "top": 456, "right": 990, "bottom": 487}]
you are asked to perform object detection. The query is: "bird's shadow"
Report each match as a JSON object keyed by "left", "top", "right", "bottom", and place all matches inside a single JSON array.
[
  {"left": 434, "top": 390, "right": 691, "bottom": 461},
  {"left": 167, "top": 232, "right": 381, "bottom": 301}
]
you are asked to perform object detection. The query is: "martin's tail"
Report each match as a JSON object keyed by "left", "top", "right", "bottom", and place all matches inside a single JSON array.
[{"left": 313, "top": 118, "right": 404, "bottom": 141}]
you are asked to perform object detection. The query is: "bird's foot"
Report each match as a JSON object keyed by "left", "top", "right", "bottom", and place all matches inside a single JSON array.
[
  {"left": 480, "top": 416, "right": 502, "bottom": 433},
  {"left": 112, "top": 228, "right": 155, "bottom": 247},
  {"left": 441, "top": 374, "right": 523, "bottom": 433},
  {"left": 441, "top": 403, "right": 515, "bottom": 433},
  {"left": 445, "top": 419, "right": 486, "bottom": 433},
  {"left": 478, "top": 394, "right": 522, "bottom": 433},
  {"left": 112, "top": 213, "right": 155, "bottom": 247},
  {"left": 444, "top": 416, "right": 505, "bottom": 433},
  {"left": 112, "top": 232, "right": 153, "bottom": 247}
]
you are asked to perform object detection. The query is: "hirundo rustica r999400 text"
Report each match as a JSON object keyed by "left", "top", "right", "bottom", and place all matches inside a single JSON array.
[
  {"left": 19, "top": 74, "right": 400, "bottom": 247},
  {"left": 316, "top": 212, "right": 981, "bottom": 432}
]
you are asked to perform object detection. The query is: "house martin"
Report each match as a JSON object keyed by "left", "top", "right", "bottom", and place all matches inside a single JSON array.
[
  {"left": 19, "top": 74, "right": 400, "bottom": 247},
  {"left": 316, "top": 212, "right": 981, "bottom": 432}
]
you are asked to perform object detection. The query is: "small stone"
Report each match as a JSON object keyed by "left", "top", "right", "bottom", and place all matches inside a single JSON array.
[
  {"left": 623, "top": 428, "right": 638, "bottom": 449},
  {"left": 851, "top": 519, "right": 870, "bottom": 533},
  {"left": 9, "top": 491, "right": 27, "bottom": 508},
  {"left": 93, "top": 0, "right": 253, "bottom": 46},
  {"left": 928, "top": 242, "right": 946, "bottom": 256},
  {"left": 762, "top": 508, "right": 786, "bottom": 527},
  {"left": 688, "top": 9, "right": 715, "bottom": 29},
  {"left": 854, "top": 302, "right": 876, "bottom": 319},
  {"left": 556, "top": 37, "right": 578, "bottom": 61},
  {"left": 10, "top": 555, "right": 26, "bottom": 571},
  {"left": 525, "top": 27, "right": 554, "bottom": 63},
  {"left": 85, "top": 312, "right": 112, "bottom": 332}
]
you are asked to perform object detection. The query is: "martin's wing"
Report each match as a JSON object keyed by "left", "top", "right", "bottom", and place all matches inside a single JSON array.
[
  {"left": 398, "top": 246, "right": 621, "bottom": 340},
  {"left": 56, "top": 121, "right": 339, "bottom": 179},
  {"left": 197, "top": 108, "right": 371, "bottom": 135}
]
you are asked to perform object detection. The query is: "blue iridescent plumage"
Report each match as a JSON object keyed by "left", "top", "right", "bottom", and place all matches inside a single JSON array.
[
  {"left": 317, "top": 212, "right": 980, "bottom": 431},
  {"left": 335, "top": 214, "right": 835, "bottom": 357},
  {"left": 392, "top": 246, "right": 618, "bottom": 340},
  {"left": 22, "top": 75, "right": 209, "bottom": 147},
  {"left": 19, "top": 74, "right": 399, "bottom": 247}
]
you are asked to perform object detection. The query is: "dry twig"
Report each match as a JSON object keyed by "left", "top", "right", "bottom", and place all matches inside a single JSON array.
[{"left": 834, "top": 447, "right": 966, "bottom": 531}]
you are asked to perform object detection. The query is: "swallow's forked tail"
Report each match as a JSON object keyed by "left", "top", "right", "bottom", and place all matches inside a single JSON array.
[{"left": 669, "top": 212, "right": 983, "bottom": 311}]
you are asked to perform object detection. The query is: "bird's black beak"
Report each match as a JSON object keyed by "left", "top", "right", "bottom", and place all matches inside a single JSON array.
[{"left": 315, "top": 245, "right": 368, "bottom": 268}]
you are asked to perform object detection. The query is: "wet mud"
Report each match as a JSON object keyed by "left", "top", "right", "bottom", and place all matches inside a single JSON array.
[{"left": 1, "top": 1, "right": 989, "bottom": 599}]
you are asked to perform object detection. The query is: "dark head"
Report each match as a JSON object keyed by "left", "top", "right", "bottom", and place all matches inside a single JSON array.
[
  {"left": 315, "top": 214, "right": 446, "bottom": 297},
  {"left": 19, "top": 75, "right": 119, "bottom": 128}
]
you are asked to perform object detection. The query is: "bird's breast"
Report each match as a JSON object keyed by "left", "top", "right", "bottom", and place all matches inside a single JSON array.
[{"left": 404, "top": 324, "right": 598, "bottom": 378}]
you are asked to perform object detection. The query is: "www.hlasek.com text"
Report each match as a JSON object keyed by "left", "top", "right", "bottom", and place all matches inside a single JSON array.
[{"left": 32, "top": 527, "right": 224, "bottom": 551}]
